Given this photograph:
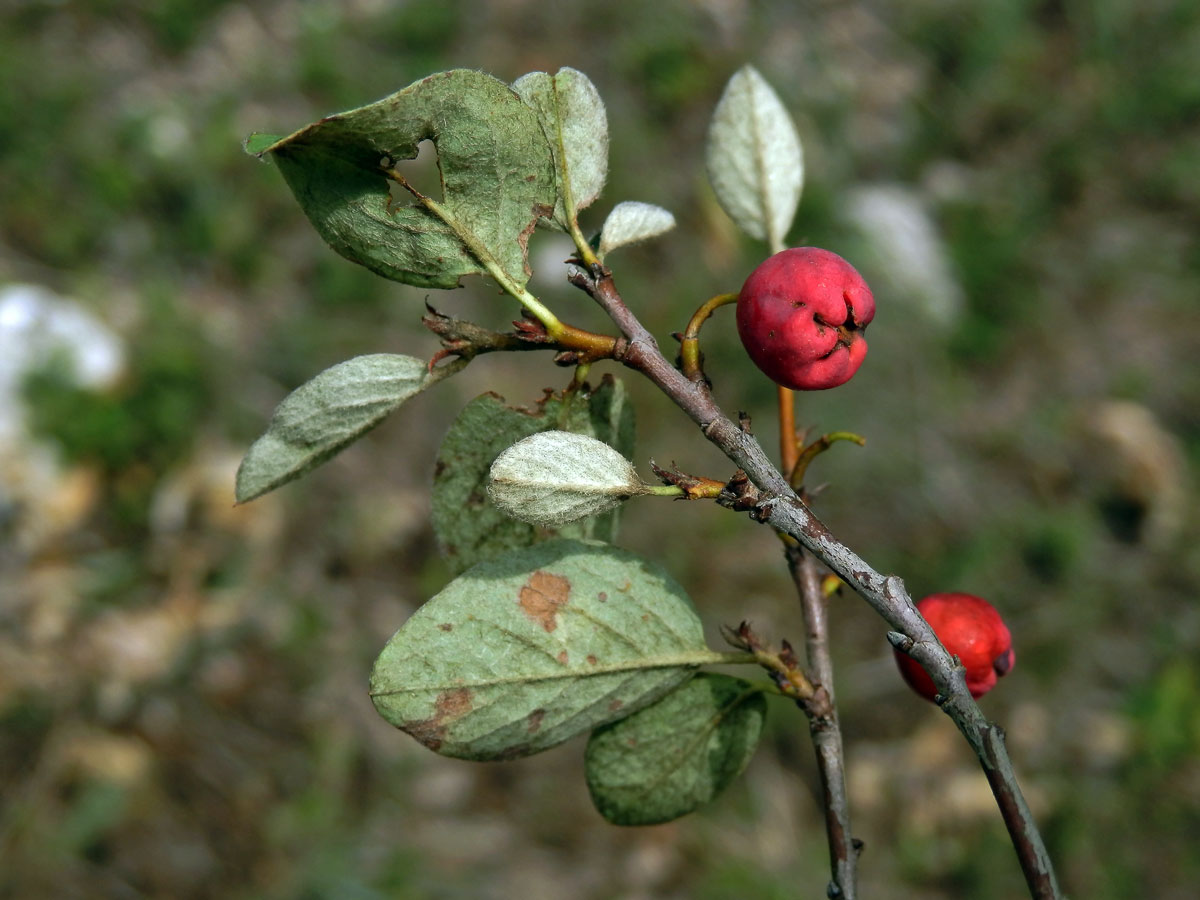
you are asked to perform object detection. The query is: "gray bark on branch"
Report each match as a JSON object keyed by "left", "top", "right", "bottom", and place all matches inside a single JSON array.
[{"left": 570, "top": 263, "right": 1061, "bottom": 900}]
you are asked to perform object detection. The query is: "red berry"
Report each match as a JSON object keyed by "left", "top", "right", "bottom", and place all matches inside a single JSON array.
[
  {"left": 736, "top": 247, "right": 875, "bottom": 391},
  {"left": 895, "top": 593, "right": 1015, "bottom": 701}
]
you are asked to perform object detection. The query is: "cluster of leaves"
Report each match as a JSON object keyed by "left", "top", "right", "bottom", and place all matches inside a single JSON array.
[{"left": 239, "top": 66, "right": 801, "bottom": 824}]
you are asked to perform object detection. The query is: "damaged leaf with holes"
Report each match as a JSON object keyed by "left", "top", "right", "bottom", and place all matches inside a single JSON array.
[
  {"left": 369, "top": 539, "right": 720, "bottom": 760},
  {"left": 247, "top": 69, "right": 556, "bottom": 289},
  {"left": 431, "top": 376, "right": 635, "bottom": 575}
]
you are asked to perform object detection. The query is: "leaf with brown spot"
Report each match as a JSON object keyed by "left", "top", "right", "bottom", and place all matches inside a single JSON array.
[
  {"left": 520, "top": 571, "right": 571, "bottom": 632},
  {"left": 370, "top": 539, "right": 724, "bottom": 760},
  {"left": 402, "top": 687, "right": 474, "bottom": 751}
]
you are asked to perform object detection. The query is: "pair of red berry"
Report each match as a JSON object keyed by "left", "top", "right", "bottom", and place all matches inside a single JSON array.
[{"left": 736, "top": 250, "right": 1014, "bottom": 700}]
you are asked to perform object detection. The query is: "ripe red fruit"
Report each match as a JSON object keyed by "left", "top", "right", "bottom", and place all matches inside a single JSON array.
[
  {"left": 736, "top": 247, "right": 875, "bottom": 391},
  {"left": 895, "top": 593, "right": 1016, "bottom": 701}
]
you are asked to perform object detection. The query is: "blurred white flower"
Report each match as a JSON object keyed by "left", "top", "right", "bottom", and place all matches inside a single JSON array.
[{"left": 0, "top": 283, "right": 125, "bottom": 443}]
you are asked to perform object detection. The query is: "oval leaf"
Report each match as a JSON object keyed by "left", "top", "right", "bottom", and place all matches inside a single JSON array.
[
  {"left": 488, "top": 431, "right": 645, "bottom": 527},
  {"left": 705, "top": 65, "right": 803, "bottom": 247},
  {"left": 251, "top": 69, "right": 555, "bottom": 290},
  {"left": 432, "top": 376, "right": 634, "bottom": 575},
  {"left": 513, "top": 68, "right": 608, "bottom": 229},
  {"left": 598, "top": 201, "right": 677, "bottom": 259},
  {"left": 370, "top": 539, "right": 723, "bottom": 760},
  {"left": 585, "top": 673, "right": 767, "bottom": 825},
  {"left": 237, "top": 354, "right": 440, "bottom": 503}
]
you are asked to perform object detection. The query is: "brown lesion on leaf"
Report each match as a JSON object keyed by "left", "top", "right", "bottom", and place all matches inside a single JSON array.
[
  {"left": 517, "top": 201, "right": 555, "bottom": 278},
  {"left": 402, "top": 687, "right": 474, "bottom": 752},
  {"left": 518, "top": 570, "right": 571, "bottom": 632},
  {"left": 608, "top": 699, "right": 623, "bottom": 713},
  {"left": 587, "top": 654, "right": 598, "bottom": 665},
  {"left": 557, "top": 650, "right": 569, "bottom": 665},
  {"left": 438, "top": 623, "right": 453, "bottom": 632},
  {"left": 526, "top": 708, "right": 546, "bottom": 733}
]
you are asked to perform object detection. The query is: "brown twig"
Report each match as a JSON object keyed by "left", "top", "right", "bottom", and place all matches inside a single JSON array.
[
  {"left": 569, "top": 262, "right": 1061, "bottom": 900},
  {"left": 679, "top": 291, "right": 738, "bottom": 382},
  {"left": 649, "top": 461, "right": 728, "bottom": 500},
  {"left": 787, "top": 543, "right": 860, "bottom": 899},
  {"left": 422, "top": 302, "right": 623, "bottom": 368}
]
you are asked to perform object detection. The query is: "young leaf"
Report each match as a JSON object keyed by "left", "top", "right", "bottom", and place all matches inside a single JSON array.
[
  {"left": 370, "top": 539, "right": 721, "bottom": 760},
  {"left": 705, "top": 65, "right": 803, "bottom": 249},
  {"left": 236, "top": 354, "right": 444, "bottom": 503},
  {"left": 244, "top": 133, "right": 282, "bottom": 155},
  {"left": 512, "top": 68, "right": 608, "bottom": 230},
  {"left": 488, "top": 430, "right": 647, "bottom": 527},
  {"left": 431, "top": 376, "right": 634, "bottom": 574},
  {"left": 249, "top": 69, "right": 555, "bottom": 290},
  {"left": 597, "top": 201, "right": 677, "bottom": 259},
  {"left": 585, "top": 673, "right": 767, "bottom": 826}
]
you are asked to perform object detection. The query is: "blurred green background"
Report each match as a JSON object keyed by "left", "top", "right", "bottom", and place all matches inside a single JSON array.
[{"left": 2, "top": 1, "right": 1198, "bottom": 897}]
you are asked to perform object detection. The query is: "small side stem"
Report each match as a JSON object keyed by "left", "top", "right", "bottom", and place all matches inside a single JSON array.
[
  {"left": 790, "top": 432, "right": 867, "bottom": 490},
  {"left": 679, "top": 292, "right": 738, "bottom": 381},
  {"left": 644, "top": 484, "right": 685, "bottom": 497},
  {"left": 423, "top": 303, "right": 619, "bottom": 366},
  {"left": 778, "top": 387, "right": 798, "bottom": 475}
]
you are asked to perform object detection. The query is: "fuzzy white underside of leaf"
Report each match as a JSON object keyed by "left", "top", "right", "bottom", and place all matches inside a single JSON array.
[
  {"left": 512, "top": 68, "right": 608, "bottom": 229},
  {"left": 705, "top": 65, "right": 803, "bottom": 248},
  {"left": 488, "top": 430, "right": 646, "bottom": 526},
  {"left": 236, "top": 354, "right": 441, "bottom": 503},
  {"left": 598, "top": 201, "right": 677, "bottom": 258}
]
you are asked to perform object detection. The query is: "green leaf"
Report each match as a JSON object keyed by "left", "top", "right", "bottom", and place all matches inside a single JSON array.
[
  {"left": 244, "top": 133, "right": 282, "bottom": 155},
  {"left": 370, "top": 539, "right": 722, "bottom": 760},
  {"left": 251, "top": 69, "right": 555, "bottom": 290},
  {"left": 705, "top": 65, "right": 803, "bottom": 249},
  {"left": 236, "top": 354, "right": 447, "bottom": 503},
  {"left": 585, "top": 673, "right": 767, "bottom": 825},
  {"left": 512, "top": 68, "right": 608, "bottom": 229},
  {"left": 431, "top": 375, "right": 634, "bottom": 574}
]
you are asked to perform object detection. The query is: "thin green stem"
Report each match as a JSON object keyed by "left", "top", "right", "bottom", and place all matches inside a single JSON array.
[
  {"left": 790, "top": 431, "right": 867, "bottom": 489},
  {"left": 569, "top": 218, "right": 600, "bottom": 267},
  {"left": 644, "top": 484, "right": 685, "bottom": 497},
  {"left": 384, "top": 167, "right": 566, "bottom": 337}
]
